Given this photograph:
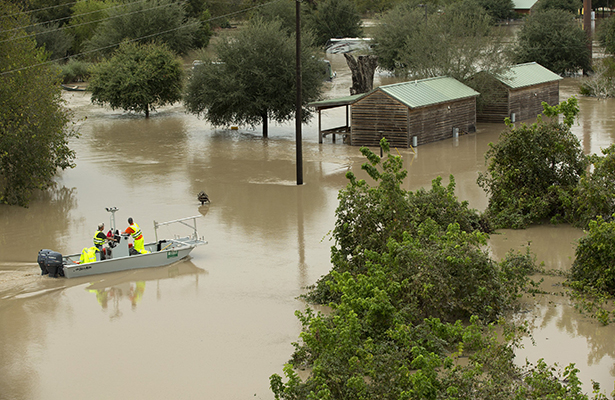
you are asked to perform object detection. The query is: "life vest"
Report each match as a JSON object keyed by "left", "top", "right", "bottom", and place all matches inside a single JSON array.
[
  {"left": 80, "top": 246, "right": 99, "bottom": 264},
  {"left": 128, "top": 223, "right": 143, "bottom": 241},
  {"left": 93, "top": 230, "right": 105, "bottom": 247}
]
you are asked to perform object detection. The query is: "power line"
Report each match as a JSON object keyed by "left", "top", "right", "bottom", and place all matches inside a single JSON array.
[
  {"left": 0, "top": 0, "right": 285, "bottom": 76},
  {"left": 1, "top": 0, "right": 188, "bottom": 44},
  {"left": 1, "top": 0, "right": 81, "bottom": 19},
  {"left": 5, "top": 0, "right": 150, "bottom": 33}
]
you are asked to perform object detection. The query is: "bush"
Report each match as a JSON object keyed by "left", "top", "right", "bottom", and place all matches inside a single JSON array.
[
  {"left": 571, "top": 216, "right": 615, "bottom": 295},
  {"left": 59, "top": 59, "right": 93, "bottom": 83},
  {"left": 478, "top": 98, "right": 588, "bottom": 229},
  {"left": 572, "top": 143, "right": 615, "bottom": 227}
]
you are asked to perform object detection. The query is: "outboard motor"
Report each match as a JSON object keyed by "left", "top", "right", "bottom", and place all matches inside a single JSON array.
[
  {"left": 45, "top": 251, "right": 64, "bottom": 278},
  {"left": 37, "top": 249, "right": 52, "bottom": 275}
]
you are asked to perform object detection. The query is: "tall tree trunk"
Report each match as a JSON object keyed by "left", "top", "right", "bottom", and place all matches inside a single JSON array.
[
  {"left": 262, "top": 112, "right": 268, "bottom": 138},
  {"left": 344, "top": 54, "right": 379, "bottom": 95},
  {"left": 145, "top": 104, "right": 150, "bottom": 118}
]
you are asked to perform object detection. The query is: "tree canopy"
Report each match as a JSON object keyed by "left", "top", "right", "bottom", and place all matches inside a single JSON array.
[
  {"left": 89, "top": 42, "right": 185, "bottom": 117},
  {"left": 571, "top": 216, "right": 615, "bottom": 295},
  {"left": 512, "top": 9, "right": 591, "bottom": 75},
  {"left": 184, "top": 17, "right": 325, "bottom": 137},
  {"left": 597, "top": 15, "right": 615, "bottom": 56},
  {"left": 304, "top": 0, "right": 364, "bottom": 47},
  {"left": 476, "top": 0, "right": 516, "bottom": 21},
  {"left": 0, "top": 1, "right": 76, "bottom": 206},
  {"left": 372, "top": 0, "right": 511, "bottom": 81},
  {"left": 84, "top": 0, "right": 199, "bottom": 58},
  {"left": 534, "top": 0, "right": 581, "bottom": 14},
  {"left": 269, "top": 139, "right": 610, "bottom": 399},
  {"left": 477, "top": 98, "right": 588, "bottom": 229}
]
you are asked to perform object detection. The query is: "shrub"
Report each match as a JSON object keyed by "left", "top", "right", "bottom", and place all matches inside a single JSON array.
[
  {"left": 571, "top": 216, "right": 615, "bottom": 295},
  {"left": 59, "top": 59, "right": 93, "bottom": 83}
]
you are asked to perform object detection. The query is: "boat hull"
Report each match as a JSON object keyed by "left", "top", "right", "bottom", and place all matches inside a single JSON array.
[{"left": 62, "top": 237, "right": 205, "bottom": 279}]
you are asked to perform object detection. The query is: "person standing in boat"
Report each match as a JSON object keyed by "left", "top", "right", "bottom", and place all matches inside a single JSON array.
[
  {"left": 93, "top": 222, "right": 116, "bottom": 259},
  {"left": 124, "top": 217, "right": 149, "bottom": 255}
]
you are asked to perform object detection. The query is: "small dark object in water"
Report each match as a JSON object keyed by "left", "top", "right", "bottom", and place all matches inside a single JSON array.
[{"left": 197, "top": 191, "right": 210, "bottom": 205}]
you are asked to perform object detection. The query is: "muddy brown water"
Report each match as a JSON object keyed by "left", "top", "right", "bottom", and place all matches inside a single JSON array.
[{"left": 1, "top": 54, "right": 614, "bottom": 399}]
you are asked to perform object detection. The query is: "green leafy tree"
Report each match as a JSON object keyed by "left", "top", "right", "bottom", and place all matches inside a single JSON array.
[
  {"left": 534, "top": 0, "right": 581, "bottom": 14},
  {"left": 597, "top": 15, "right": 615, "bottom": 56},
  {"left": 354, "top": 0, "right": 405, "bottom": 14},
  {"left": 30, "top": 21, "right": 73, "bottom": 60},
  {"left": 84, "top": 0, "right": 199, "bottom": 58},
  {"left": 570, "top": 216, "right": 615, "bottom": 295},
  {"left": 0, "top": 1, "right": 76, "bottom": 206},
  {"left": 579, "top": 57, "right": 615, "bottom": 98},
  {"left": 477, "top": 0, "right": 515, "bottom": 21},
  {"left": 270, "top": 139, "right": 608, "bottom": 399},
  {"left": 513, "top": 9, "right": 591, "bottom": 75},
  {"left": 23, "top": 0, "right": 74, "bottom": 26},
  {"left": 372, "top": 0, "right": 511, "bottom": 81},
  {"left": 254, "top": 0, "right": 301, "bottom": 35},
  {"left": 68, "top": 0, "right": 115, "bottom": 55},
  {"left": 184, "top": 17, "right": 325, "bottom": 138},
  {"left": 89, "top": 42, "right": 184, "bottom": 118},
  {"left": 477, "top": 98, "right": 589, "bottom": 229},
  {"left": 572, "top": 144, "right": 615, "bottom": 227},
  {"left": 303, "top": 0, "right": 363, "bottom": 47}
]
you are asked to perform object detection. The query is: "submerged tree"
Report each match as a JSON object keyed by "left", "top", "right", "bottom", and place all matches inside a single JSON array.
[
  {"left": 477, "top": 98, "right": 588, "bottom": 229},
  {"left": 372, "top": 0, "right": 511, "bottom": 81},
  {"left": 513, "top": 9, "right": 591, "bottom": 75},
  {"left": 0, "top": 1, "right": 76, "bottom": 206},
  {"left": 303, "top": 0, "right": 363, "bottom": 47},
  {"left": 84, "top": 0, "right": 199, "bottom": 58},
  {"left": 89, "top": 42, "right": 184, "bottom": 118},
  {"left": 184, "top": 17, "right": 324, "bottom": 138},
  {"left": 269, "top": 139, "right": 610, "bottom": 399}
]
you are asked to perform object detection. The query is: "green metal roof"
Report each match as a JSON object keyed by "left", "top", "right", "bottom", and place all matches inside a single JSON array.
[
  {"left": 308, "top": 94, "right": 365, "bottom": 109},
  {"left": 374, "top": 76, "right": 479, "bottom": 109},
  {"left": 512, "top": 0, "right": 538, "bottom": 9},
  {"left": 496, "top": 62, "right": 562, "bottom": 89}
]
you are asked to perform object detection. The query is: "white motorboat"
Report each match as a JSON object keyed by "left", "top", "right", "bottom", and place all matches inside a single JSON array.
[{"left": 38, "top": 208, "right": 207, "bottom": 279}]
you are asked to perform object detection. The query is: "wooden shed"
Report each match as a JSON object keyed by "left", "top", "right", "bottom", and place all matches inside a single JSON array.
[
  {"left": 350, "top": 77, "right": 479, "bottom": 148},
  {"left": 476, "top": 62, "right": 562, "bottom": 123},
  {"left": 512, "top": 0, "right": 539, "bottom": 15}
]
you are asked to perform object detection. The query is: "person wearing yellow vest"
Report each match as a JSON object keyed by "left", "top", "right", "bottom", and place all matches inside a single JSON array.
[
  {"left": 80, "top": 246, "right": 99, "bottom": 263},
  {"left": 124, "top": 217, "right": 150, "bottom": 254},
  {"left": 93, "top": 222, "right": 117, "bottom": 260}
]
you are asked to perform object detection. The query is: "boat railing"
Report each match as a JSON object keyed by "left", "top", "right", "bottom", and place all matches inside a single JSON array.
[{"left": 153, "top": 215, "right": 203, "bottom": 243}]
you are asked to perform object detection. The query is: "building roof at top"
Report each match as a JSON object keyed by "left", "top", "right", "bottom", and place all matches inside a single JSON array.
[
  {"left": 512, "top": 0, "right": 539, "bottom": 9},
  {"left": 373, "top": 76, "right": 479, "bottom": 109},
  {"left": 308, "top": 76, "right": 478, "bottom": 110},
  {"left": 308, "top": 94, "right": 364, "bottom": 109},
  {"left": 496, "top": 62, "right": 563, "bottom": 89}
]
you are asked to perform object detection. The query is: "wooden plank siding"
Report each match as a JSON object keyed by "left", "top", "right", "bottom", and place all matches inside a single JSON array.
[
  {"left": 509, "top": 82, "right": 559, "bottom": 121},
  {"left": 350, "top": 91, "right": 477, "bottom": 148},
  {"left": 350, "top": 91, "right": 409, "bottom": 148},
  {"left": 477, "top": 83, "right": 510, "bottom": 123},
  {"left": 409, "top": 99, "right": 476, "bottom": 146}
]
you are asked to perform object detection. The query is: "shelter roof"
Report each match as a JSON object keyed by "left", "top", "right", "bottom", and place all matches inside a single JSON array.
[
  {"left": 512, "top": 0, "right": 539, "bottom": 9},
  {"left": 496, "top": 62, "right": 562, "bottom": 89},
  {"left": 373, "top": 76, "right": 479, "bottom": 109},
  {"left": 308, "top": 94, "right": 364, "bottom": 110}
]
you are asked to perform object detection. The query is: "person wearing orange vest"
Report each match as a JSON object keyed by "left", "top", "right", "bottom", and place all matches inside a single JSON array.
[{"left": 124, "top": 217, "right": 149, "bottom": 254}]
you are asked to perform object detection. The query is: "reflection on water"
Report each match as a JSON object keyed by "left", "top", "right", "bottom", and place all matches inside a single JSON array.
[{"left": 86, "top": 262, "right": 207, "bottom": 318}]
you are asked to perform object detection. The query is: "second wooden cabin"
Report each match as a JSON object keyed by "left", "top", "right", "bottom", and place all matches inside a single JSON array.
[
  {"left": 350, "top": 77, "right": 479, "bottom": 148},
  {"left": 475, "top": 62, "right": 562, "bottom": 123}
]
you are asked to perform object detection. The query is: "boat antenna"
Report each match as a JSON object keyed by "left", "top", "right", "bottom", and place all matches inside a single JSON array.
[{"left": 105, "top": 207, "right": 119, "bottom": 232}]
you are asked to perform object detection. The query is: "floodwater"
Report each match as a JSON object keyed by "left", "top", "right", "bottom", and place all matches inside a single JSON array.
[{"left": 0, "top": 53, "right": 614, "bottom": 399}]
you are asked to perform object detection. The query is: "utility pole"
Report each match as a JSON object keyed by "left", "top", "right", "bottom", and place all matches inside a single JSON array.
[
  {"left": 584, "top": 0, "right": 592, "bottom": 73},
  {"left": 295, "top": 0, "right": 303, "bottom": 185}
]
